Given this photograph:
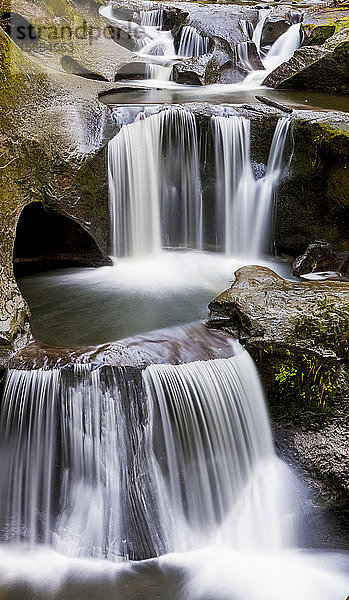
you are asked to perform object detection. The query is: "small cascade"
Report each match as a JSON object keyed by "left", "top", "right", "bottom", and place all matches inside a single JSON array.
[
  {"left": 237, "top": 42, "right": 253, "bottom": 71},
  {"left": 108, "top": 112, "right": 162, "bottom": 257},
  {"left": 212, "top": 115, "right": 291, "bottom": 256},
  {"left": 263, "top": 22, "right": 302, "bottom": 71},
  {"left": 177, "top": 25, "right": 210, "bottom": 57},
  {"left": 252, "top": 8, "right": 271, "bottom": 57},
  {"left": 140, "top": 8, "right": 164, "bottom": 28},
  {"left": 0, "top": 348, "right": 299, "bottom": 560},
  {"left": 108, "top": 108, "right": 202, "bottom": 258},
  {"left": 240, "top": 19, "right": 254, "bottom": 40}
]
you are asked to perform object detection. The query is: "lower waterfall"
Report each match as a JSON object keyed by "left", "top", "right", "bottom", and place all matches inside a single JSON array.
[{"left": 0, "top": 348, "right": 298, "bottom": 560}]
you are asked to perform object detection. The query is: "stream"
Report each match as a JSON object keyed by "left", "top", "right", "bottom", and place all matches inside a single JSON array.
[{"left": 1, "top": 2, "right": 349, "bottom": 599}]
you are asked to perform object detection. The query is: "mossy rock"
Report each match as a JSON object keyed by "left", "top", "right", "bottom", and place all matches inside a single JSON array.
[
  {"left": 302, "top": 23, "right": 336, "bottom": 46},
  {"left": 208, "top": 265, "right": 349, "bottom": 427}
]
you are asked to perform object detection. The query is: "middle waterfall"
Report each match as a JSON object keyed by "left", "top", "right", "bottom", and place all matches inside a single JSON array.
[{"left": 108, "top": 108, "right": 291, "bottom": 258}]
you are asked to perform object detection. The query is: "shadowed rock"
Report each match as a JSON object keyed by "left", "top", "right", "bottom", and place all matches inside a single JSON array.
[{"left": 293, "top": 241, "right": 349, "bottom": 279}]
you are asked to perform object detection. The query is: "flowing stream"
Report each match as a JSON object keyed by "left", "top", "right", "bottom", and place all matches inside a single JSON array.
[{"left": 2, "top": 3, "right": 349, "bottom": 599}]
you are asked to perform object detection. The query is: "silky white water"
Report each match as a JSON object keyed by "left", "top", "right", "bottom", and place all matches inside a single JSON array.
[
  {"left": 213, "top": 114, "right": 291, "bottom": 255},
  {"left": 244, "top": 18, "right": 302, "bottom": 88},
  {"left": 1, "top": 354, "right": 348, "bottom": 599},
  {"left": 108, "top": 108, "right": 202, "bottom": 258},
  {"left": 0, "top": 349, "right": 298, "bottom": 558},
  {"left": 177, "top": 25, "right": 210, "bottom": 57},
  {"left": 109, "top": 108, "right": 291, "bottom": 259}
]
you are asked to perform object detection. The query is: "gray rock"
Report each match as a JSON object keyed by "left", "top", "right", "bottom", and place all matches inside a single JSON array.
[
  {"left": 208, "top": 265, "right": 349, "bottom": 358},
  {"left": 172, "top": 55, "right": 208, "bottom": 85},
  {"left": 114, "top": 61, "right": 148, "bottom": 81},
  {"left": 0, "top": 27, "right": 118, "bottom": 351},
  {"left": 60, "top": 55, "right": 108, "bottom": 81},
  {"left": 293, "top": 241, "right": 349, "bottom": 279},
  {"left": 261, "top": 17, "right": 290, "bottom": 48}
]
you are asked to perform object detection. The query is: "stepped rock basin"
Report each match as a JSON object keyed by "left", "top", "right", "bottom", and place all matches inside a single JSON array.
[{"left": 1, "top": 0, "right": 349, "bottom": 598}]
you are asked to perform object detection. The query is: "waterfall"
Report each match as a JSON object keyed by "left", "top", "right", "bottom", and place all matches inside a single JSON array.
[
  {"left": 237, "top": 42, "right": 253, "bottom": 71},
  {"left": 252, "top": 8, "right": 271, "bottom": 57},
  {"left": 140, "top": 8, "right": 164, "bottom": 28},
  {"left": 108, "top": 108, "right": 202, "bottom": 258},
  {"left": 143, "top": 351, "right": 295, "bottom": 552},
  {"left": 178, "top": 25, "right": 210, "bottom": 57},
  {"left": 212, "top": 115, "right": 291, "bottom": 256},
  {"left": 240, "top": 19, "right": 254, "bottom": 40},
  {"left": 0, "top": 348, "right": 298, "bottom": 560},
  {"left": 263, "top": 23, "right": 301, "bottom": 71},
  {"left": 109, "top": 111, "right": 290, "bottom": 258}
]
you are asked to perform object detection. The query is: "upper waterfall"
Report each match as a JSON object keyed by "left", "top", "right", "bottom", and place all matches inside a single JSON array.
[{"left": 213, "top": 115, "right": 291, "bottom": 256}]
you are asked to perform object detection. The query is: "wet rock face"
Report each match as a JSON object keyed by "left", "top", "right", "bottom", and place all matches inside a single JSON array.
[
  {"left": 275, "top": 113, "right": 349, "bottom": 256},
  {"left": 0, "top": 26, "right": 118, "bottom": 348},
  {"left": 261, "top": 17, "right": 290, "bottom": 48},
  {"left": 302, "top": 23, "right": 336, "bottom": 46},
  {"left": 207, "top": 265, "right": 349, "bottom": 508},
  {"left": 207, "top": 264, "right": 349, "bottom": 423},
  {"left": 172, "top": 55, "right": 208, "bottom": 86},
  {"left": 208, "top": 265, "right": 349, "bottom": 358},
  {"left": 293, "top": 241, "right": 349, "bottom": 279}
]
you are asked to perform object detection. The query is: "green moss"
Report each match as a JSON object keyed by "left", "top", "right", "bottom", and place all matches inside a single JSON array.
[
  {"left": 294, "top": 298, "right": 349, "bottom": 361},
  {"left": 305, "top": 24, "right": 336, "bottom": 45},
  {"left": 256, "top": 345, "right": 340, "bottom": 427}
]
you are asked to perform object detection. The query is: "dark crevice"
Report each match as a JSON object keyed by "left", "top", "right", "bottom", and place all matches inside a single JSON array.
[{"left": 14, "top": 202, "right": 108, "bottom": 276}]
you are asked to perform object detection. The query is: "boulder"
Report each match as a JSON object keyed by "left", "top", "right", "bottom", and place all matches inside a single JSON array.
[
  {"left": 208, "top": 265, "right": 349, "bottom": 360},
  {"left": 172, "top": 55, "right": 208, "bottom": 85},
  {"left": 261, "top": 17, "right": 290, "bottom": 48},
  {"left": 60, "top": 55, "right": 108, "bottom": 81},
  {"left": 264, "top": 43, "right": 349, "bottom": 93},
  {"left": 293, "top": 241, "right": 349, "bottom": 279},
  {"left": 302, "top": 23, "right": 336, "bottom": 46},
  {"left": 114, "top": 61, "right": 148, "bottom": 81}
]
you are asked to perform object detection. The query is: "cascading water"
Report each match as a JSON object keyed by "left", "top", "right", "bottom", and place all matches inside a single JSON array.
[
  {"left": 108, "top": 108, "right": 290, "bottom": 259},
  {"left": 241, "top": 10, "right": 301, "bottom": 87},
  {"left": 212, "top": 115, "right": 291, "bottom": 256},
  {"left": 240, "top": 18, "right": 254, "bottom": 40},
  {"left": 177, "top": 25, "right": 210, "bottom": 57},
  {"left": 140, "top": 8, "right": 164, "bottom": 28},
  {"left": 237, "top": 42, "right": 253, "bottom": 71},
  {"left": 262, "top": 22, "right": 302, "bottom": 71},
  {"left": 252, "top": 8, "right": 271, "bottom": 57},
  {"left": 108, "top": 108, "right": 202, "bottom": 258},
  {"left": 0, "top": 347, "right": 298, "bottom": 560}
]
